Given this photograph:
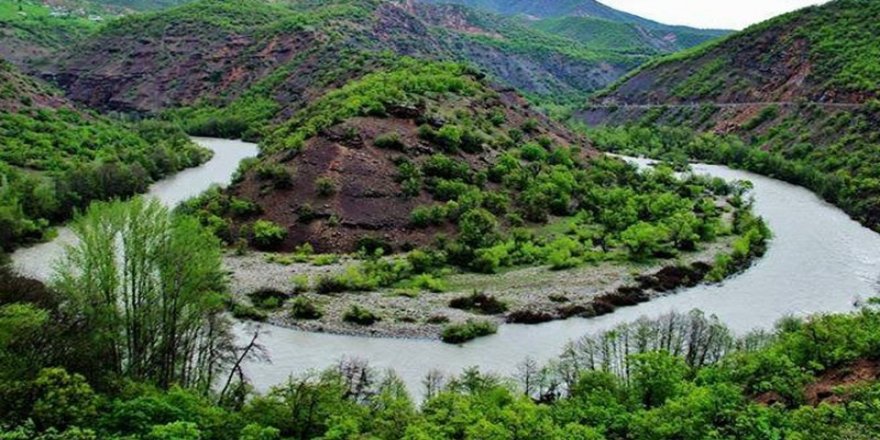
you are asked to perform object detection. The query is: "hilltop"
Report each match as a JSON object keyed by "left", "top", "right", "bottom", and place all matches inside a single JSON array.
[{"left": 582, "top": 0, "right": 880, "bottom": 229}]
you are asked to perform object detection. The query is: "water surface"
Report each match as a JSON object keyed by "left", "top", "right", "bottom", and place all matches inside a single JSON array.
[{"left": 11, "top": 140, "right": 879, "bottom": 398}]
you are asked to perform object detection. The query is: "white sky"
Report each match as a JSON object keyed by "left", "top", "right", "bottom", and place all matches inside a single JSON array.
[{"left": 600, "top": 0, "right": 832, "bottom": 30}]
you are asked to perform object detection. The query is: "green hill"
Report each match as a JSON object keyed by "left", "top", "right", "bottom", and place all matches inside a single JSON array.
[
  {"left": 0, "top": 57, "right": 208, "bottom": 250},
  {"left": 583, "top": 0, "right": 880, "bottom": 230},
  {"left": 533, "top": 16, "right": 726, "bottom": 54}
]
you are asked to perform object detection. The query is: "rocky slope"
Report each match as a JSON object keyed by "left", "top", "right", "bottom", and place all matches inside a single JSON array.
[
  {"left": 186, "top": 60, "right": 592, "bottom": 253},
  {"left": 47, "top": 0, "right": 649, "bottom": 123}
]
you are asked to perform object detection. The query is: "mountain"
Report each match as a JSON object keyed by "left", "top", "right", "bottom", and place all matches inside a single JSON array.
[
  {"left": 47, "top": 0, "right": 653, "bottom": 138},
  {"left": 419, "top": 0, "right": 728, "bottom": 50},
  {"left": 0, "top": 56, "right": 208, "bottom": 250},
  {"left": 420, "top": 0, "right": 664, "bottom": 24},
  {"left": 532, "top": 16, "right": 726, "bottom": 54},
  {"left": 583, "top": 0, "right": 880, "bottom": 229}
]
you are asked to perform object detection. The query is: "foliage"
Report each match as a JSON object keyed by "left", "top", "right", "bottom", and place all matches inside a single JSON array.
[
  {"left": 251, "top": 220, "right": 287, "bottom": 249},
  {"left": 440, "top": 320, "right": 498, "bottom": 344},
  {"left": 290, "top": 297, "right": 323, "bottom": 320},
  {"left": 53, "top": 197, "right": 231, "bottom": 391},
  {"left": 342, "top": 305, "right": 380, "bottom": 326}
]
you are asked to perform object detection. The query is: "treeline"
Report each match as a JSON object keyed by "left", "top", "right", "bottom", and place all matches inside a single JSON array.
[
  {"left": 0, "top": 113, "right": 211, "bottom": 251},
  {"left": 585, "top": 124, "right": 880, "bottom": 232},
  {"left": 5, "top": 258, "right": 880, "bottom": 440}
]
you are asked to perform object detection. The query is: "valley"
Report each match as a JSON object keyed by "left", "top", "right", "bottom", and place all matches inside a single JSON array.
[{"left": 3, "top": 0, "right": 880, "bottom": 438}]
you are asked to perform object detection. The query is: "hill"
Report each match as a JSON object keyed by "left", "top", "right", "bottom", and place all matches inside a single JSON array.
[
  {"left": 582, "top": 0, "right": 880, "bottom": 230},
  {"left": 0, "top": 0, "right": 101, "bottom": 68},
  {"left": 532, "top": 16, "right": 726, "bottom": 54},
  {"left": 48, "top": 0, "right": 654, "bottom": 134},
  {"left": 420, "top": 0, "right": 727, "bottom": 50},
  {"left": 0, "top": 57, "right": 208, "bottom": 250}
]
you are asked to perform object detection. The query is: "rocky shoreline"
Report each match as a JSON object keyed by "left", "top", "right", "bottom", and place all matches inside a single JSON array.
[{"left": 223, "top": 236, "right": 744, "bottom": 341}]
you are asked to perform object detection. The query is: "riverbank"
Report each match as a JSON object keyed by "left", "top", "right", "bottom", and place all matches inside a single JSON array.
[{"left": 225, "top": 234, "right": 742, "bottom": 340}]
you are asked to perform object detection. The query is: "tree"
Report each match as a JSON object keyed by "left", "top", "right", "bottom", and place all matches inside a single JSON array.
[
  {"left": 628, "top": 351, "right": 687, "bottom": 409},
  {"left": 621, "top": 222, "right": 669, "bottom": 260},
  {"left": 54, "top": 197, "right": 233, "bottom": 392},
  {"left": 457, "top": 208, "right": 499, "bottom": 249}
]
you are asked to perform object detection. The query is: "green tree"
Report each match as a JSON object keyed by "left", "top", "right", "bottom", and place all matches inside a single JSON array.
[
  {"left": 458, "top": 208, "right": 499, "bottom": 249},
  {"left": 629, "top": 351, "right": 688, "bottom": 409},
  {"left": 54, "top": 197, "right": 231, "bottom": 392},
  {"left": 621, "top": 222, "right": 669, "bottom": 260}
]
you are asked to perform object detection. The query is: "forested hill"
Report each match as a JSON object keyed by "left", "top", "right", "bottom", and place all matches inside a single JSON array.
[
  {"left": 593, "top": 0, "right": 880, "bottom": 105},
  {"left": 0, "top": 57, "right": 208, "bottom": 250},
  {"left": 420, "top": 0, "right": 728, "bottom": 51},
  {"left": 581, "top": 0, "right": 880, "bottom": 231}
]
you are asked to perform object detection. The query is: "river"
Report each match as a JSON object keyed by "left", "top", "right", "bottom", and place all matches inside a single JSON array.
[{"left": 11, "top": 138, "right": 880, "bottom": 397}]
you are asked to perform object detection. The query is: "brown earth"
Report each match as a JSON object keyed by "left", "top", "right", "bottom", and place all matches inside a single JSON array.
[{"left": 231, "top": 88, "right": 591, "bottom": 253}]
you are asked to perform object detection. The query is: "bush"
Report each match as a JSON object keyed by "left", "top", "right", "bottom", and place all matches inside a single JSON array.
[
  {"left": 441, "top": 320, "right": 498, "bottom": 343},
  {"left": 255, "top": 163, "right": 293, "bottom": 189},
  {"left": 249, "top": 288, "right": 288, "bottom": 310},
  {"left": 408, "top": 274, "right": 446, "bottom": 293},
  {"left": 231, "top": 302, "right": 268, "bottom": 322},
  {"left": 374, "top": 132, "right": 406, "bottom": 150},
  {"left": 251, "top": 220, "right": 287, "bottom": 249},
  {"left": 449, "top": 291, "right": 508, "bottom": 315},
  {"left": 290, "top": 297, "right": 323, "bottom": 320},
  {"left": 411, "top": 205, "right": 447, "bottom": 228},
  {"left": 315, "top": 177, "right": 337, "bottom": 197},
  {"left": 343, "top": 305, "right": 380, "bottom": 326},
  {"left": 229, "top": 197, "right": 261, "bottom": 217}
]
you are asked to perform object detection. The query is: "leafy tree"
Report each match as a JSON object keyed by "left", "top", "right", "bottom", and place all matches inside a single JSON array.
[
  {"left": 621, "top": 222, "right": 669, "bottom": 260},
  {"left": 54, "top": 197, "right": 231, "bottom": 392}
]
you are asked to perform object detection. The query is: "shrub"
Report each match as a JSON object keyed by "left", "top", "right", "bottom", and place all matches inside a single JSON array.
[
  {"left": 435, "top": 125, "right": 463, "bottom": 151},
  {"left": 441, "top": 320, "right": 498, "bottom": 343},
  {"left": 311, "top": 254, "right": 340, "bottom": 266},
  {"left": 449, "top": 291, "right": 508, "bottom": 315},
  {"left": 356, "top": 236, "right": 393, "bottom": 255},
  {"left": 230, "top": 303, "right": 268, "bottom": 322},
  {"left": 316, "top": 275, "right": 350, "bottom": 294},
  {"left": 521, "top": 143, "right": 548, "bottom": 162},
  {"left": 230, "top": 197, "right": 261, "bottom": 217},
  {"left": 249, "top": 288, "right": 288, "bottom": 310},
  {"left": 408, "top": 274, "right": 446, "bottom": 293},
  {"left": 621, "top": 222, "right": 669, "bottom": 261},
  {"left": 290, "top": 297, "right": 323, "bottom": 320},
  {"left": 458, "top": 208, "right": 500, "bottom": 249},
  {"left": 315, "top": 177, "right": 337, "bottom": 197},
  {"left": 251, "top": 220, "right": 287, "bottom": 249},
  {"left": 374, "top": 132, "right": 406, "bottom": 150},
  {"left": 291, "top": 275, "right": 310, "bottom": 293},
  {"left": 343, "top": 305, "right": 380, "bottom": 326},
  {"left": 432, "top": 180, "right": 471, "bottom": 202},
  {"left": 255, "top": 163, "right": 293, "bottom": 189},
  {"left": 411, "top": 205, "right": 447, "bottom": 228},
  {"left": 422, "top": 154, "right": 470, "bottom": 180}
]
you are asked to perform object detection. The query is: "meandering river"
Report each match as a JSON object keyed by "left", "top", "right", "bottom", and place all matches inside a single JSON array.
[{"left": 12, "top": 138, "right": 880, "bottom": 396}]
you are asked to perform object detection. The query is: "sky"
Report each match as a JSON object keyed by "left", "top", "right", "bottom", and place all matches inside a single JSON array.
[{"left": 601, "top": 0, "right": 831, "bottom": 30}]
